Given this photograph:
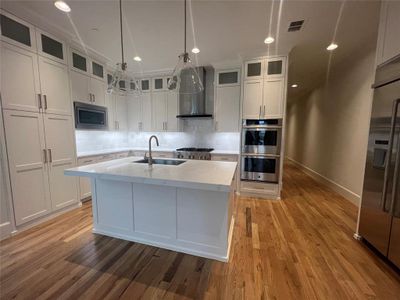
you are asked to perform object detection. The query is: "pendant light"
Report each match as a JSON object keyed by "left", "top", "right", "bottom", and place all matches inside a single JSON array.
[
  {"left": 107, "top": 0, "right": 141, "bottom": 95},
  {"left": 168, "top": 0, "right": 204, "bottom": 94}
]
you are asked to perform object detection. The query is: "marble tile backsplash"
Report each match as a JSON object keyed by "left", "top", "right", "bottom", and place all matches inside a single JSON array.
[
  {"left": 75, "top": 130, "right": 129, "bottom": 153},
  {"left": 128, "top": 132, "right": 240, "bottom": 151}
]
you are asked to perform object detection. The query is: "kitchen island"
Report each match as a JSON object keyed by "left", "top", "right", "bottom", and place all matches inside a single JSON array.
[{"left": 65, "top": 156, "right": 237, "bottom": 262}]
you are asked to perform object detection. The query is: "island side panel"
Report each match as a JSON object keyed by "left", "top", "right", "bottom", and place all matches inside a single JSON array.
[{"left": 91, "top": 178, "right": 233, "bottom": 261}]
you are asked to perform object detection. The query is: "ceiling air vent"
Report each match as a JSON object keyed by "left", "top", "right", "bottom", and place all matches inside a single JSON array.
[{"left": 288, "top": 20, "right": 304, "bottom": 32}]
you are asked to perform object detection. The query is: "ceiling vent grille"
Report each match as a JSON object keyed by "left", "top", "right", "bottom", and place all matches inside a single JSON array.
[{"left": 288, "top": 20, "right": 304, "bottom": 32}]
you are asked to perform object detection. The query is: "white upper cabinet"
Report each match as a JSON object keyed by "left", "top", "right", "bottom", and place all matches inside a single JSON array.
[
  {"left": 376, "top": 1, "right": 400, "bottom": 65},
  {"left": 105, "top": 93, "right": 115, "bottom": 130},
  {"left": 264, "top": 57, "right": 286, "bottom": 78},
  {"left": 38, "top": 56, "right": 71, "bottom": 115},
  {"left": 127, "top": 95, "right": 142, "bottom": 131},
  {"left": 0, "top": 10, "right": 36, "bottom": 52},
  {"left": 1, "top": 42, "right": 40, "bottom": 112},
  {"left": 215, "top": 69, "right": 240, "bottom": 132},
  {"left": 70, "top": 70, "right": 90, "bottom": 104},
  {"left": 166, "top": 91, "right": 178, "bottom": 132},
  {"left": 141, "top": 92, "right": 152, "bottom": 131},
  {"left": 263, "top": 78, "right": 284, "bottom": 118},
  {"left": 36, "top": 29, "right": 67, "bottom": 64},
  {"left": 215, "top": 85, "right": 240, "bottom": 132},
  {"left": 243, "top": 56, "right": 287, "bottom": 119},
  {"left": 3, "top": 110, "right": 51, "bottom": 225},
  {"left": 90, "top": 78, "right": 106, "bottom": 106},
  {"left": 244, "top": 60, "right": 263, "bottom": 80},
  {"left": 43, "top": 114, "right": 78, "bottom": 211},
  {"left": 243, "top": 79, "right": 263, "bottom": 119},
  {"left": 115, "top": 95, "right": 128, "bottom": 131},
  {"left": 152, "top": 91, "right": 166, "bottom": 131}
]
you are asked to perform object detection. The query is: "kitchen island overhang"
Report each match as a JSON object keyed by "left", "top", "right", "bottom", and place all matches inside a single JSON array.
[{"left": 65, "top": 157, "right": 237, "bottom": 262}]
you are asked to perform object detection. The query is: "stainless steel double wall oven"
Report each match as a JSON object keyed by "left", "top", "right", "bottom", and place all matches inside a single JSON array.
[{"left": 241, "top": 119, "right": 282, "bottom": 183}]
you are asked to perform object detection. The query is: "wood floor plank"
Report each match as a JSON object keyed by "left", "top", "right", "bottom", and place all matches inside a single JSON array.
[{"left": 1, "top": 161, "right": 399, "bottom": 299}]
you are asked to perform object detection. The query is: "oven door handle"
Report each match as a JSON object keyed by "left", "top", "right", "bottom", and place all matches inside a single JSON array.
[
  {"left": 242, "top": 125, "right": 282, "bottom": 129},
  {"left": 241, "top": 153, "right": 280, "bottom": 158}
]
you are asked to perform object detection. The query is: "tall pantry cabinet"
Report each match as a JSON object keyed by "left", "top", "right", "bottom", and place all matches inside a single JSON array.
[{"left": 0, "top": 10, "right": 78, "bottom": 226}]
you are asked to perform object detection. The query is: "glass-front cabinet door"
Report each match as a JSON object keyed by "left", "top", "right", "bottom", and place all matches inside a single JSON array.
[
  {"left": 244, "top": 60, "right": 263, "bottom": 80},
  {"left": 0, "top": 10, "right": 36, "bottom": 51},
  {"left": 70, "top": 49, "right": 88, "bottom": 74},
  {"left": 141, "top": 79, "right": 151, "bottom": 92},
  {"left": 91, "top": 60, "right": 104, "bottom": 80},
  {"left": 36, "top": 29, "right": 66, "bottom": 64},
  {"left": 152, "top": 77, "right": 165, "bottom": 91},
  {"left": 217, "top": 69, "right": 240, "bottom": 87},
  {"left": 265, "top": 57, "right": 286, "bottom": 78}
]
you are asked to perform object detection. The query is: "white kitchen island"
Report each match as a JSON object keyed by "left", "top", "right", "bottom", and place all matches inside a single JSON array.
[{"left": 65, "top": 156, "right": 237, "bottom": 262}]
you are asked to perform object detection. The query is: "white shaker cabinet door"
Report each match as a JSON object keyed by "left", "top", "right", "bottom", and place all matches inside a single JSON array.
[
  {"left": 3, "top": 110, "right": 51, "bottom": 225},
  {"left": 215, "top": 85, "right": 240, "bottom": 132},
  {"left": 106, "top": 94, "right": 116, "bottom": 130},
  {"left": 243, "top": 80, "right": 263, "bottom": 119},
  {"left": 90, "top": 77, "right": 106, "bottom": 106},
  {"left": 152, "top": 91, "right": 166, "bottom": 131},
  {"left": 115, "top": 95, "right": 128, "bottom": 131},
  {"left": 263, "top": 78, "right": 284, "bottom": 118},
  {"left": 166, "top": 91, "right": 178, "bottom": 131},
  {"left": 141, "top": 93, "right": 152, "bottom": 131},
  {"left": 70, "top": 70, "right": 90, "bottom": 104},
  {"left": 38, "top": 56, "right": 71, "bottom": 115},
  {"left": 127, "top": 96, "right": 142, "bottom": 131},
  {"left": 1, "top": 43, "right": 40, "bottom": 112},
  {"left": 44, "top": 114, "right": 78, "bottom": 210}
]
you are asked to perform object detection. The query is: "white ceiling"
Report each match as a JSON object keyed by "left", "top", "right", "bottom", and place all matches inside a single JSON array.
[{"left": 1, "top": 0, "right": 380, "bottom": 97}]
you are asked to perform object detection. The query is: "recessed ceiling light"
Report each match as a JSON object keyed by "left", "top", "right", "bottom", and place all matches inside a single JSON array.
[
  {"left": 54, "top": 1, "right": 71, "bottom": 12},
  {"left": 291, "top": 84, "right": 298, "bottom": 88},
  {"left": 133, "top": 56, "right": 142, "bottom": 62},
  {"left": 192, "top": 47, "right": 200, "bottom": 54},
  {"left": 264, "top": 36, "right": 275, "bottom": 44},
  {"left": 327, "top": 43, "right": 338, "bottom": 51}
]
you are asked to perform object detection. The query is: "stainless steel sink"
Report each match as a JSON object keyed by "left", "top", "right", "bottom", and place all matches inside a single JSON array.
[{"left": 133, "top": 158, "right": 186, "bottom": 166}]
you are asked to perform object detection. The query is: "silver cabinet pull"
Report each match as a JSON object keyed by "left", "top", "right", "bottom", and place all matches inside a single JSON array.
[
  {"left": 38, "top": 94, "right": 42, "bottom": 110},
  {"left": 43, "top": 149, "right": 47, "bottom": 163},
  {"left": 263, "top": 105, "right": 266, "bottom": 116},
  {"left": 165, "top": 122, "right": 167, "bottom": 131},
  {"left": 93, "top": 94, "right": 95, "bottom": 102},
  {"left": 43, "top": 95, "right": 48, "bottom": 110},
  {"left": 48, "top": 149, "right": 52, "bottom": 163},
  {"left": 259, "top": 106, "right": 261, "bottom": 118}
]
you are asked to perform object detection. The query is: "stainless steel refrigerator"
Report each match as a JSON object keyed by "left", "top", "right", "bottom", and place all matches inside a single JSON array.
[{"left": 359, "top": 54, "right": 400, "bottom": 269}]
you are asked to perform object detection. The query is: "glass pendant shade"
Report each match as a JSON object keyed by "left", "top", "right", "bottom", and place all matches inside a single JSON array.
[
  {"left": 107, "top": 63, "right": 141, "bottom": 96},
  {"left": 168, "top": 53, "right": 204, "bottom": 94}
]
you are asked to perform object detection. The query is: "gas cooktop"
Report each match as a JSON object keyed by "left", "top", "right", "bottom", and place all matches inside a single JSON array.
[{"left": 174, "top": 148, "right": 214, "bottom": 160}]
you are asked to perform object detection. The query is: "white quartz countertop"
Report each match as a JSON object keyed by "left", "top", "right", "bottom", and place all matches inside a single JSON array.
[
  {"left": 66, "top": 156, "right": 237, "bottom": 192},
  {"left": 77, "top": 148, "right": 239, "bottom": 158}
]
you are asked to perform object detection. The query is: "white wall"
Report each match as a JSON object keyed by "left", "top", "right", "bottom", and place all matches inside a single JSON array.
[{"left": 285, "top": 47, "right": 377, "bottom": 205}]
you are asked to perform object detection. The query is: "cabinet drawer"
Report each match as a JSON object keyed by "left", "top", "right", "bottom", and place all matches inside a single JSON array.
[
  {"left": 211, "top": 154, "right": 238, "bottom": 162},
  {"left": 240, "top": 180, "right": 279, "bottom": 193}
]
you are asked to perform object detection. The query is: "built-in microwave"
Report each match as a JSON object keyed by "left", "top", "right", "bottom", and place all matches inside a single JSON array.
[
  {"left": 74, "top": 102, "right": 108, "bottom": 130},
  {"left": 241, "top": 154, "right": 280, "bottom": 183},
  {"left": 242, "top": 119, "right": 282, "bottom": 155}
]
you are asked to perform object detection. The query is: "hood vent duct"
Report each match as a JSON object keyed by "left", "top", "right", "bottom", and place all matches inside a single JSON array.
[{"left": 176, "top": 66, "right": 214, "bottom": 119}]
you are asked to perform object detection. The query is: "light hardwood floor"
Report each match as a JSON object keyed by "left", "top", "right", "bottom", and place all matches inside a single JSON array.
[{"left": 1, "top": 162, "right": 399, "bottom": 299}]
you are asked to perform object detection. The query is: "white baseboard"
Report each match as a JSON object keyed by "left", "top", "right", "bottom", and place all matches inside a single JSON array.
[
  {"left": 287, "top": 157, "right": 360, "bottom": 206},
  {"left": 0, "top": 221, "right": 12, "bottom": 240}
]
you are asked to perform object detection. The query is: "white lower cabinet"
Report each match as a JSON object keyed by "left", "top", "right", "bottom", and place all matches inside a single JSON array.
[
  {"left": 3, "top": 110, "right": 51, "bottom": 225},
  {"left": 3, "top": 110, "right": 78, "bottom": 225},
  {"left": 44, "top": 115, "right": 78, "bottom": 210},
  {"left": 78, "top": 157, "right": 97, "bottom": 200}
]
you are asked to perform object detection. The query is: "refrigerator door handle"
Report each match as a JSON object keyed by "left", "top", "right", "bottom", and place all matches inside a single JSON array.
[{"left": 382, "top": 98, "right": 400, "bottom": 212}]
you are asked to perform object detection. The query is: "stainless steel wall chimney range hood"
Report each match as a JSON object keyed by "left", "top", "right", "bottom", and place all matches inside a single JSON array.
[{"left": 176, "top": 66, "right": 214, "bottom": 118}]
